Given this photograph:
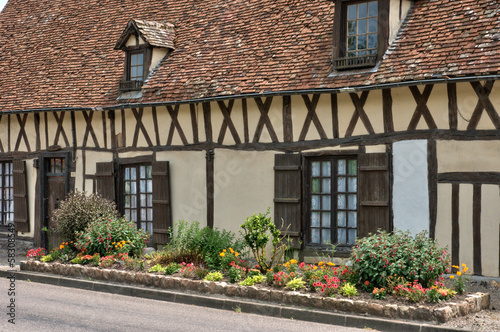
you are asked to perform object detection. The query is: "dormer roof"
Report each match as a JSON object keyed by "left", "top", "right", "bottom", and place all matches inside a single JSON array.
[{"left": 115, "top": 19, "right": 175, "bottom": 50}]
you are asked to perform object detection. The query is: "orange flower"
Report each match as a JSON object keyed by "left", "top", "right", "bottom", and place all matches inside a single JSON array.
[
  {"left": 449, "top": 275, "right": 454, "bottom": 279},
  {"left": 219, "top": 252, "right": 225, "bottom": 257},
  {"left": 457, "top": 271, "right": 461, "bottom": 276}
]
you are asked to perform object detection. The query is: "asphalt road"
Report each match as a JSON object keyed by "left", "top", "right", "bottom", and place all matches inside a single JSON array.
[{"left": 0, "top": 278, "right": 367, "bottom": 332}]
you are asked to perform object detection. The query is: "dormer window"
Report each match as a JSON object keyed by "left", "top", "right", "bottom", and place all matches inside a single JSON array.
[
  {"left": 115, "top": 20, "right": 175, "bottom": 93},
  {"left": 334, "top": 0, "right": 388, "bottom": 70}
]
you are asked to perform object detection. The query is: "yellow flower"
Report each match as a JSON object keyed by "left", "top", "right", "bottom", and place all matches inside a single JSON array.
[
  {"left": 462, "top": 263, "right": 467, "bottom": 267},
  {"left": 318, "top": 261, "right": 324, "bottom": 266},
  {"left": 452, "top": 265, "right": 459, "bottom": 269},
  {"left": 234, "top": 252, "right": 239, "bottom": 257},
  {"left": 223, "top": 249, "right": 227, "bottom": 252},
  {"left": 290, "top": 259, "right": 297, "bottom": 264},
  {"left": 450, "top": 275, "right": 454, "bottom": 279},
  {"left": 457, "top": 271, "right": 461, "bottom": 276},
  {"left": 313, "top": 266, "right": 318, "bottom": 270},
  {"left": 229, "top": 248, "right": 234, "bottom": 253},
  {"left": 220, "top": 252, "right": 225, "bottom": 257},
  {"left": 463, "top": 267, "right": 468, "bottom": 273},
  {"left": 59, "top": 244, "right": 64, "bottom": 250},
  {"left": 327, "top": 262, "right": 335, "bottom": 266}
]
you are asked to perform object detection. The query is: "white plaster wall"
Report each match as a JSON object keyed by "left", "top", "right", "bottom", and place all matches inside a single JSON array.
[
  {"left": 392, "top": 140, "right": 429, "bottom": 235},
  {"left": 150, "top": 48, "right": 168, "bottom": 72},
  {"left": 18, "top": 158, "right": 36, "bottom": 237},
  {"left": 481, "top": 185, "right": 500, "bottom": 277},
  {"left": 213, "top": 149, "right": 275, "bottom": 236}
]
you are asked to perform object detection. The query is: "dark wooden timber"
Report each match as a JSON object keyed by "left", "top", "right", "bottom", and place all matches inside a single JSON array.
[
  {"left": 12, "top": 160, "right": 29, "bottom": 232},
  {"left": 82, "top": 111, "right": 100, "bottom": 148},
  {"left": 44, "top": 112, "right": 49, "bottom": 149},
  {"left": 34, "top": 113, "right": 41, "bottom": 152},
  {"left": 428, "top": 139, "right": 437, "bottom": 239},
  {"left": 7, "top": 114, "right": 10, "bottom": 152},
  {"left": 447, "top": 83, "right": 458, "bottom": 130},
  {"left": 206, "top": 150, "right": 214, "bottom": 229},
  {"left": 408, "top": 85, "right": 437, "bottom": 130},
  {"left": 152, "top": 106, "right": 161, "bottom": 146},
  {"left": 189, "top": 104, "right": 199, "bottom": 144},
  {"left": 451, "top": 183, "right": 460, "bottom": 267},
  {"left": 166, "top": 105, "right": 188, "bottom": 146},
  {"left": 131, "top": 107, "right": 153, "bottom": 147},
  {"left": 331, "top": 93, "right": 339, "bottom": 138},
  {"left": 438, "top": 172, "right": 500, "bottom": 184},
  {"left": 101, "top": 110, "right": 108, "bottom": 149},
  {"left": 382, "top": 89, "right": 394, "bottom": 133},
  {"left": 14, "top": 114, "right": 31, "bottom": 152},
  {"left": 299, "top": 94, "right": 327, "bottom": 141},
  {"left": 283, "top": 95, "right": 293, "bottom": 142},
  {"left": 242, "top": 99, "right": 249, "bottom": 143},
  {"left": 108, "top": 110, "right": 116, "bottom": 149},
  {"left": 217, "top": 100, "right": 241, "bottom": 144},
  {"left": 253, "top": 97, "right": 278, "bottom": 143},
  {"left": 468, "top": 81, "right": 499, "bottom": 130},
  {"left": 0, "top": 115, "right": 4, "bottom": 152},
  {"left": 53, "top": 112, "right": 70, "bottom": 147},
  {"left": 345, "top": 91, "right": 373, "bottom": 137},
  {"left": 70, "top": 111, "right": 77, "bottom": 160},
  {"left": 203, "top": 102, "right": 213, "bottom": 142},
  {"left": 121, "top": 108, "right": 126, "bottom": 148},
  {"left": 473, "top": 184, "right": 482, "bottom": 275}
]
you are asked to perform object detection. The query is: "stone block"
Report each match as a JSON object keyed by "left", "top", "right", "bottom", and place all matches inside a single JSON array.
[
  {"left": 269, "top": 289, "right": 284, "bottom": 303},
  {"left": 434, "top": 306, "right": 453, "bottom": 323}
]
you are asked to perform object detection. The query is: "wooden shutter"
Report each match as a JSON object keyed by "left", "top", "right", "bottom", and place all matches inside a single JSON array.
[
  {"left": 13, "top": 160, "right": 29, "bottom": 232},
  {"left": 358, "top": 152, "right": 391, "bottom": 238},
  {"left": 95, "top": 162, "right": 116, "bottom": 202},
  {"left": 274, "top": 153, "right": 302, "bottom": 248},
  {"left": 152, "top": 161, "right": 171, "bottom": 246}
]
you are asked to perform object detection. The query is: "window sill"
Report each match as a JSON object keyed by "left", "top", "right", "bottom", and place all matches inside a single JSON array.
[
  {"left": 334, "top": 54, "right": 377, "bottom": 70},
  {"left": 301, "top": 245, "right": 353, "bottom": 259},
  {"left": 119, "top": 80, "right": 143, "bottom": 92}
]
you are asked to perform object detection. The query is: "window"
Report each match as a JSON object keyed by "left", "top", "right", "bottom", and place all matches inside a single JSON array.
[
  {"left": 334, "top": 0, "right": 388, "bottom": 70},
  {"left": 308, "top": 157, "right": 358, "bottom": 245},
  {"left": 122, "top": 164, "right": 153, "bottom": 235},
  {"left": 0, "top": 161, "right": 13, "bottom": 226},
  {"left": 129, "top": 52, "right": 144, "bottom": 82},
  {"left": 119, "top": 48, "right": 148, "bottom": 92}
]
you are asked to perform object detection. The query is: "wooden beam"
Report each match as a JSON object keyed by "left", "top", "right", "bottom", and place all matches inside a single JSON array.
[
  {"left": 299, "top": 94, "right": 326, "bottom": 141},
  {"left": 189, "top": 104, "right": 199, "bottom": 144},
  {"left": 428, "top": 139, "right": 437, "bottom": 239},
  {"left": 451, "top": 183, "right": 460, "bottom": 267},
  {"left": 203, "top": 102, "right": 213, "bottom": 143},
  {"left": 253, "top": 97, "right": 278, "bottom": 143},
  {"left": 447, "top": 83, "right": 458, "bottom": 130},
  {"left": 331, "top": 93, "right": 339, "bottom": 138},
  {"left": 382, "top": 89, "right": 394, "bottom": 133},
  {"left": 166, "top": 105, "right": 188, "bottom": 146},
  {"left": 217, "top": 100, "right": 241, "bottom": 144},
  {"left": 345, "top": 91, "right": 371, "bottom": 137},
  {"left": 242, "top": 99, "right": 249, "bottom": 143},
  {"left": 473, "top": 184, "right": 482, "bottom": 275},
  {"left": 438, "top": 172, "right": 500, "bottom": 184},
  {"left": 131, "top": 107, "right": 153, "bottom": 147},
  {"left": 468, "top": 81, "right": 500, "bottom": 130},
  {"left": 282, "top": 95, "right": 293, "bottom": 142},
  {"left": 206, "top": 150, "right": 214, "bottom": 229},
  {"left": 408, "top": 85, "right": 437, "bottom": 130}
]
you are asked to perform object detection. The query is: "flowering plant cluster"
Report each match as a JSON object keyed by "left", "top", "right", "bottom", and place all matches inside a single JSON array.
[
  {"left": 372, "top": 287, "right": 387, "bottom": 300},
  {"left": 99, "top": 255, "right": 116, "bottom": 268},
  {"left": 27, "top": 247, "right": 46, "bottom": 258},
  {"left": 450, "top": 263, "right": 470, "bottom": 294}
]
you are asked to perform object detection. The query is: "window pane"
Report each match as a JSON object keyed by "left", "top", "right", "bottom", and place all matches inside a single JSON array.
[
  {"left": 321, "top": 161, "right": 331, "bottom": 176},
  {"left": 348, "top": 5, "right": 357, "bottom": 20},
  {"left": 347, "top": 21, "right": 356, "bottom": 36},
  {"left": 312, "top": 195, "right": 320, "bottom": 210},
  {"left": 125, "top": 182, "right": 130, "bottom": 194},
  {"left": 348, "top": 160, "right": 357, "bottom": 175},
  {"left": 147, "top": 180, "right": 152, "bottom": 193},
  {"left": 140, "top": 166, "right": 146, "bottom": 179},
  {"left": 131, "top": 54, "right": 137, "bottom": 66},
  {"left": 357, "top": 35, "right": 367, "bottom": 50},
  {"left": 140, "top": 194, "right": 146, "bottom": 207},
  {"left": 368, "top": 18, "right": 377, "bottom": 33},
  {"left": 311, "top": 178, "right": 320, "bottom": 193},
  {"left": 131, "top": 210, "right": 137, "bottom": 222},
  {"left": 311, "top": 212, "right": 320, "bottom": 227},
  {"left": 147, "top": 194, "right": 153, "bottom": 207},
  {"left": 131, "top": 196, "right": 137, "bottom": 208},
  {"left": 338, "top": 194, "right": 346, "bottom": 209},
  {"left": 131, "top": 67, "right": 137, "bottom": 78},
  {"left": 137, "top": 66, "right": 143, "bottom": 78},
  {"left": 311, "top": 229, "right": 320, "bottom": 244},
  {"left": 358, "top": 19, "right": 367, "bottom": 34},
  {"left": 322, "top": 212, "right": 331, "bottom": 228},
  {"left": 321, "top": 179, "right": 331, "bottom": 194},
  {"left": 311, "top": 162, "right": 320, "bottom": 177},
  {"left": 348, "top": 177, "right": 357, "bottom": 192},
  {"left": 337, "top": 228, "right": 346, "bottom": 244},
  {"left": 348, "top": 211, "right": 357, "bottom": 227},
  {"left": 338, "top": 160, "right": 346, "bottom": 175},
  {"left": 125, "top": 195, "right": 130, "bottom": 208},
  {"left": 368, "top": 33, "right": 377, "bottom": 49},
  {"left": 140, "top": 180, "right": 146, "bottom": 193},
  {"left": 348, "top": 37, "right": 356, "bottom": 51},
  {"left": 337, "top": 211, "right": 346, "bottom": 227},
  {"left": 141, "top": 208, "right": 147, "bottom": 220},
  {"left": 137, "top": 53, "right": 144, "bottom": 65},
  {"left": 337, "top": 176, "right": 346, "bottom": 192},
  {"left": 147, "top": 222, "right": 153, "bottom": 235},
  {"left": 322, "top": 195, "right": 331, "bottom": 210},
  {"left": 146, "top": 166, "right": 152, "bottom": 178},
  {"left": 348, "top": 229, "right": 357, "bottom": 244},
  {"left": 141, "top": 222, "right": 146, "bottom": 232},
  {"left": 0, "top": 163, "right": 3, "bottom": 174},
  {"left": 125, "top": 210, "right": 131, "bottom": 220},
  {"left": 131, "top": 182, "right": 137, "bottom": 194},
  {"left": 348, "top": 194, "right": 357, "bottom": 209},
  {"left": 358, "top": 3, "right": 367, "bottom": 18},
  {"left": 125, "top": 167, "right": 130, "bottom": 180},
  {"left": 322, "top": 229, "right": 331, "bottom": 244},
  {"left": 131, "top": 168, "right": 136, "bottom": 180},
  {"left": 147, "top": 208, "right": 153, "bottom": 221},
  {"left": 368, "top": 1, "right": 378, "bottom": 16}
]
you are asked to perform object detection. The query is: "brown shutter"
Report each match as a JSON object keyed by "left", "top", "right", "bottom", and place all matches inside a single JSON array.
[
  {"left": 95, "top": 162, "right": 116, "bottom": 202},
  {"left": 274, "top": 153, "right": 302, "bottom": 248},
  {"left": 358, "top": 152, "right": 391, "bottom": 238},
  {"left": 13, "top": 160, "right": 29, "bottom": 232},
  {"left": 152, "top": 161, "right": 171, "bottom": 246}
]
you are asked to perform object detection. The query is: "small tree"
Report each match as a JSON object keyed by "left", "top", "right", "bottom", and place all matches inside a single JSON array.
[
  {"left": 51, "top": 191, "right": 118, "bottom": 244},
  {"left": 240, "top": 208, "right": 287, "bottom": 273}
]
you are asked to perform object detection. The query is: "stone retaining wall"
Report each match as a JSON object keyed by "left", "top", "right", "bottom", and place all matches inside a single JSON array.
[{"left": 20, "top": 260, "right": 490, "bottom": 323}]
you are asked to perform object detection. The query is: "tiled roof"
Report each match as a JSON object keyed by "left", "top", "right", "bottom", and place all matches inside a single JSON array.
[
  {"left": 115, "top": 20, "right": 175, "bottom": 50},
  {"left": 0, "top": 0, "right": 498, "bottom": 111}
]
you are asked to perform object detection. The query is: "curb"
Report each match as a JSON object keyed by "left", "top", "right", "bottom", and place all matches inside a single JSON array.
[{"left": 1, "top": 269, "right": 469, "bottom": 332}]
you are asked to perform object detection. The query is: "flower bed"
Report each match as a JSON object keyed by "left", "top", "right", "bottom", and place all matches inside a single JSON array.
[{"left": 20, "top": 260, "right": 490, "bottom": 323}]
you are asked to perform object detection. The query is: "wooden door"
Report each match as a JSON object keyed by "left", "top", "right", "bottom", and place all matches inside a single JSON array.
[{"left": 43, "top": 156, "right": 69, "bottom": 250}]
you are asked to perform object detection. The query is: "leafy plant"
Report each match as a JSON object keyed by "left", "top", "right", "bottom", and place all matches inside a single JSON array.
[
  {"left": 70, "top": 256, "right": 82, "bottom": 264},
  {"left": 227, "top": 266, "right": 242, "bottom": 283},
  {"left": 426, "top": 287, "right": 456, "bottom": 303},
  {"left": 51, "top": 191, "right": 118, "bottom": 244},
  {"left": 40, "top": 251, "right": 58, "bottom": 262},
  {"left": 148, "top": 263, "right": 167, "bottom": 273},
  {"left": 340, "top": 282, "right": 358, "bottom": 297},
  {"left": 81, "top": 253, "right": 100, "bottom": 266},
  {"left": 394, "top": 281, "right": 427, "bottom": 302},
  {"left": 164, "top": 262, "right": 180, "bottom": 275},
  {"left": 205, "top": 271, "right": 224, "bottom": 282},
  {"left": 99, "top": 255, "right": 116, "bottom": 268},
  {"left": 286, "top": 277, "right": 306, "bottom": 291},
  {"left": 351, "top": 230, "right": 450, "bottom": 289},
  {"left": 239, "top": 274, "right": 265, "bottom": 286},
  {"left": 450, "top": 263, "right": 470, "bottom": 294},
  {"left": 240, "top": 208, "right": 287, "bottom": 273},
  {"left": 371, "top": 287, "right": 387, "bottom": 300},
  {"left": 195, "top": 267, "right": 209, "bottom": 279},
  {"left": 75, "top": 216, "right": 150, "bottom": 257}
]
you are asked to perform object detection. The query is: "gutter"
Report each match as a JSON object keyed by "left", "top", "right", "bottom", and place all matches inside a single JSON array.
[{"left": 2, "top": 74, "right": 500, "bottom": 114}]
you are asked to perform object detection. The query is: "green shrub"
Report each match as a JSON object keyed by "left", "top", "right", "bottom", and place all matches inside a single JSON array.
[
  {"left": 51, "top": 191, "right": 118, "bottom": 244},
  {"left": 148, "top": 263, "right": 166, "bottom": 273},
  {"left": 351, "top": 230, "right": 450, "bottom": 288},
  {"left": 227, "top": 266, "right": 242, "bottom": 283},
  {"left": 70, "top": 256, "right": 82, "bottom": 264},
  {"left": 240, "top": 208, "right": 287, "bottom": 273},
  {"left": 205, "top": 271, "right": 224, "bottom": 282},
  {"left": 340, "top": 282, "right": 358, "bottom": 297},
  {"left": 286, "top": 277, "right": 306, "bottom": 291},
  {"left": 75, "top": 216, "right": 150, "bottom": 257},
  {"left": 164, "top": 262, "right": 180, "bottom": 275},
  {"left": 169, "top": 220, "right": 245, "bottom": 270},
  {"left": 147, "top": 246, "right": 205, "bottom": 266},
  {"left": 40, "top": 251, "right": 58, "bottom": 262}
]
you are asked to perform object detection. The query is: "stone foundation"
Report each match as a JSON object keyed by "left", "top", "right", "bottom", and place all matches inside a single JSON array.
[{"left": 20, "top": 260, "right": 490, "bottom": 323}]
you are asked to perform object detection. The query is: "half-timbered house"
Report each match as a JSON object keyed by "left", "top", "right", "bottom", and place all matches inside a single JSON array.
[{"left": 0, "top": 0, "right": 499, "bottom": 277}]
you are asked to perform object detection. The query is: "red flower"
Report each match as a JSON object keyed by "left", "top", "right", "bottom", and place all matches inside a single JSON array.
[{"left": 364, "top": 280, "right": 370, "bottom": 286}]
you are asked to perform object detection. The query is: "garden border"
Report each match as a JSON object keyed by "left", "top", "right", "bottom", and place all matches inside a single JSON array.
[{"left": 20, "top": 260, "right": 490, "bottom": 324}]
